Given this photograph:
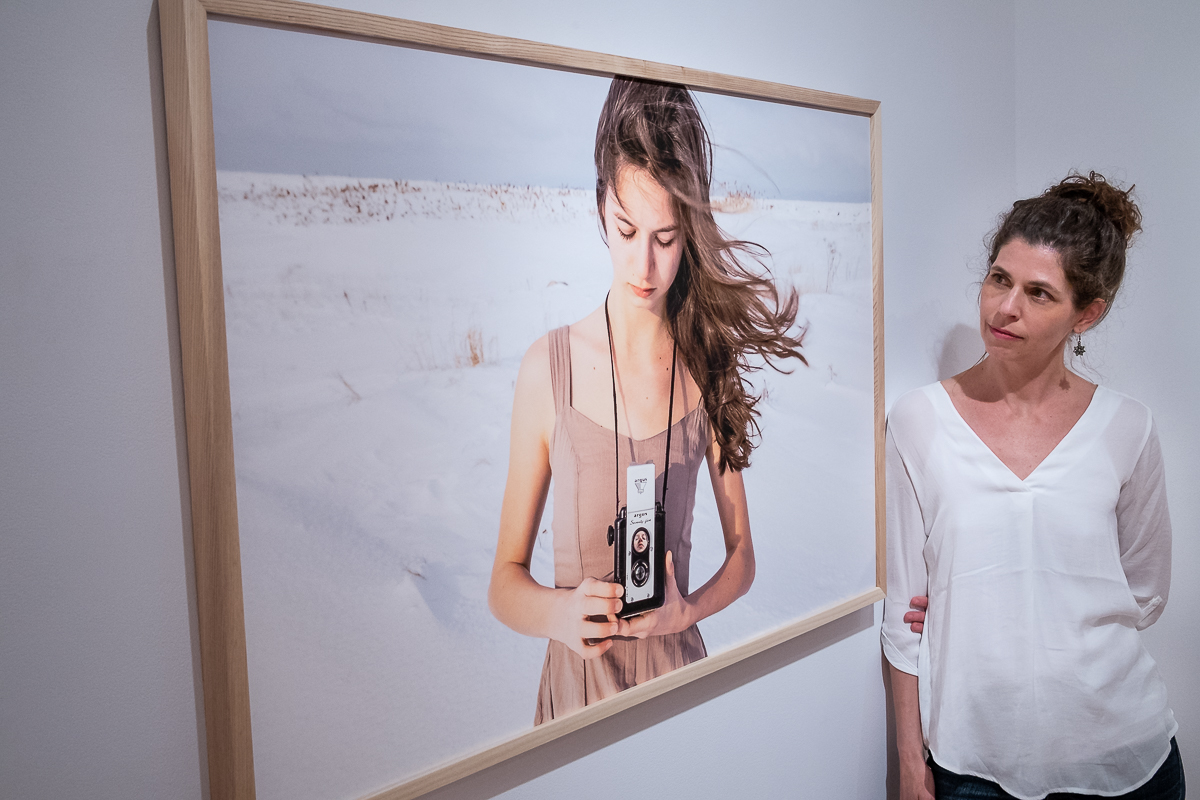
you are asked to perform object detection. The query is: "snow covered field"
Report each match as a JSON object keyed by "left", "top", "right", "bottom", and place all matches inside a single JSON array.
[{"left": 218, "top": 171, "right": 877, "bottom": 800}]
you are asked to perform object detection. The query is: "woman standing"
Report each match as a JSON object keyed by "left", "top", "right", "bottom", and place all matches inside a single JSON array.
[
  {"left": 883, "top": 173, "right": 1182, "bottom": 799},
  {"left": 489, "top": 77, "right": 805, "bottom": 724}
]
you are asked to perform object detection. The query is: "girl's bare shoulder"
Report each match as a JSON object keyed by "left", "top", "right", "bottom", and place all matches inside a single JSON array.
[{"left": 513, "top": 334, "right": 553, "bottom": 414}]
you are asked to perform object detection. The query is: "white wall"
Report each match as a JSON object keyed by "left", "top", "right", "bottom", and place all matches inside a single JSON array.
[
  {"left": 0, "top": 2, "right": 208, "bottom": 798},
  {"left": 0, "top": 1, "right": 1049, "bottom": 798},
  {"left": 1014, "top": 0, "right": 1200, "bottom": 775}
]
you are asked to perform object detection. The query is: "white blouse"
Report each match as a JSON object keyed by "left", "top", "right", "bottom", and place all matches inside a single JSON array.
[{"left": 881, "top": 382, "right": 1176, "bottom": 800}]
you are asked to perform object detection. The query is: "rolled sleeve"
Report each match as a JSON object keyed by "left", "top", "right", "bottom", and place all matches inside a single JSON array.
[
  {"left": 1116, "top": 419, "right": 1173, "bottom": 630},
  {"left": 881, "top": 424, "right": 928, "bottom": 675}
]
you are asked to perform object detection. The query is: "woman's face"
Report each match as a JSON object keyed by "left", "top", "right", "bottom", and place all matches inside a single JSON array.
[
  {"left": 979, "top": 238, "right": 1105, "bottom": 362},
  {"left": 603, "top": 166, "right": 685, "bottom": 312}
]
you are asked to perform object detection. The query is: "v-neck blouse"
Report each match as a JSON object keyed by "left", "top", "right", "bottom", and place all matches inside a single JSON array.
[
  {"left": 938, "top": 380, "right": 1100, "bottom": 485},
  {"left": 882, "top": 382, "right": 1176, "bottom": 800}
]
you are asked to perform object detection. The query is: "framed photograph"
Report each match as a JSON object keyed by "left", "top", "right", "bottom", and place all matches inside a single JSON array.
[{"left": 158, "top": 1, "right": 885, "bottom": 798}]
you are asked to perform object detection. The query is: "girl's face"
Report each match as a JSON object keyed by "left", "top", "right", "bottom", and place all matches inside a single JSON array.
[
  {"left": 603, "top": 166, "right": 685, "bottom": 312},
  {"left": 979, "top": 238, "right": 1105, "bottom": 363}
]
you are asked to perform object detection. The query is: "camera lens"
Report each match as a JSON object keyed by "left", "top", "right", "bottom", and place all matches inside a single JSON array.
[{"left": 632, "top": 560, "right": 649, "bottom": 587}]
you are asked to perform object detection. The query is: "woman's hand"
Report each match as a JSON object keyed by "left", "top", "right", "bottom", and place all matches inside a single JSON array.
[
  {"left": 619, "top": 551, "right": 694, "bottom": 639},
  {"left": 549, "top": 578, "right": 625, "bottom": 659},
  {"left": 904, "top": 595, "right": 929, "bottom": 633},
  {"left": 899, "top": 760, "right": 935, "bottom": 800}
]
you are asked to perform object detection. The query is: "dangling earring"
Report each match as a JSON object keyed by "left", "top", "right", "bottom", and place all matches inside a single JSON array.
[{"left": 1073, "top": 332, "right": 1086, "bottom": 357}]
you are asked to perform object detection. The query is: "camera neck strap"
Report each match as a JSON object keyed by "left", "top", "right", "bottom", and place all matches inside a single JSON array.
[{"left": 604, "top": 292, "right": 677, "bottom": 519}]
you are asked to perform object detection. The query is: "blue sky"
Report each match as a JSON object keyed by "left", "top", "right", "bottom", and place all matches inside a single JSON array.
[{"left": 209, "top": 19, "right": 870, "bottom": 202}]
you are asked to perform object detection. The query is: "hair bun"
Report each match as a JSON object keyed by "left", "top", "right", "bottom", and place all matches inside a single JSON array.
[{"left": 1045, "top": 171, "right": 1142, "bottom": 243}]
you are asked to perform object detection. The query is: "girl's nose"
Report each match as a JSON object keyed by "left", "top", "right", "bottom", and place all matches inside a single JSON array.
[{"left": 633, "top": 238, "right": 655, "bottom": 280}]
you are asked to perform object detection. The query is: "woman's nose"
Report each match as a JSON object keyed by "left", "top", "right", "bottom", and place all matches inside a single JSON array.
[{"left": 998, "top": 288, "right": 1021, "bottom": 317}]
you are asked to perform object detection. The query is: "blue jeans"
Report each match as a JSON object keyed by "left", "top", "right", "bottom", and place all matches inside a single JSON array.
[{"left": 931, "top": 738, "right": 1185, "bottom": 799}]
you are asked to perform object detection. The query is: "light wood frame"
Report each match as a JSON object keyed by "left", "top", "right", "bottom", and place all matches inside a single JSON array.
[{"left": 158, "top": 1, "right": 886, "bottom": 798}]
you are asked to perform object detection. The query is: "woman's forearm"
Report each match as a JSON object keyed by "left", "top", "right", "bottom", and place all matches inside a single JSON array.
[
  {"left": 890, "top": 663, "right": 927, "bottom": 771},
  {"left": 890, "top": 663, "right": 936, "bottom": 800}
]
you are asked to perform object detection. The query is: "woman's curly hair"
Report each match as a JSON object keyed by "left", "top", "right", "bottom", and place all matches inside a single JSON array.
[{"left": 988, "top": 171, "right": 1142, "bottom": 320}]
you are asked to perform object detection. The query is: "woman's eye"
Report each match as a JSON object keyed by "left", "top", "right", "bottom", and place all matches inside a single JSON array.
[
  {"left": 656, "top": 237, "right": 675, "bottom": 248},
  {"left": 618, "top": 228, "right": 635, "bottom": 241}
]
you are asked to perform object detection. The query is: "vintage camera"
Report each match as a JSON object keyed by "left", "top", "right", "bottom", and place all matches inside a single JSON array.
[{"left": 607, "top": 462, "right": 666, "bottom": 618}]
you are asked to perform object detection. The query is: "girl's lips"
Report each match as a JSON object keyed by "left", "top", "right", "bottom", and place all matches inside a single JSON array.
[
  {"left": 990, "top": 325, "right": 1021, "bottom": 340},
  {"left": 630, "top": 285, "right": 655, "bottom": 299}
]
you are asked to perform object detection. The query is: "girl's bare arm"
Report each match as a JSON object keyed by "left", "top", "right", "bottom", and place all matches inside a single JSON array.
[{"left": 487, "top": 337, "right": 623, "bottom": 658}]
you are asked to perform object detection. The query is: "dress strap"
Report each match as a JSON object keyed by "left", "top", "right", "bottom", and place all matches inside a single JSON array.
[{"left": 547, "top": 326, "right": 572, "bottom": 413}]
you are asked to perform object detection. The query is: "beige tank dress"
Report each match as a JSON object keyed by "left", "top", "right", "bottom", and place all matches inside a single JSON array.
[{"left": 534, "top": 325, "right": 708, "bottom": 725}]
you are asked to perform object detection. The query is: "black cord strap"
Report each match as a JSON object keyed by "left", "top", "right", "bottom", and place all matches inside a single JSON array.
[
  {"left": 606, "top": 295, "right": 620, "bottom": 518},
  {"left": 604, "top": 292, "right": 677, "bottom": 516},
  {"left": 662, "top": 335, "right": 677, "bottom": 507}
]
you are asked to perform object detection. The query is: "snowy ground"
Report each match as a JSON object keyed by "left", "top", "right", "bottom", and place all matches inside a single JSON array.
[{"left": 218, "top": 171, "right": 877, "bottom": 800}]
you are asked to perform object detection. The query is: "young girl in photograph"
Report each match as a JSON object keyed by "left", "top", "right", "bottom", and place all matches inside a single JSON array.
[{"left": 488, "top": 77, "right": 806, "bottom": 723}]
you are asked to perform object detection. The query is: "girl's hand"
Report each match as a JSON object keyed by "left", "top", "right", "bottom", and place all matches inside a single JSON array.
[
  {"left": 619, "top": 551, "right": 693, "bottom": 639},
  {"left": 904, "top": 595, "right": 928, "bottom": 633},
  {"left": 550, "top": 578, "right": 625, "bottom": 659}
]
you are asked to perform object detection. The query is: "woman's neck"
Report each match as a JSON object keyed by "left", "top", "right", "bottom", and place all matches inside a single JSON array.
[{"left": 965, "top": 344, "right": 1077, "bottom": 407}]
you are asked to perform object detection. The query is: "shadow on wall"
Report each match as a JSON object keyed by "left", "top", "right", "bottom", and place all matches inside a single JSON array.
[
  {"left": 936, "top": 323, "right": 984, "bottom": 380},
  {"left": 146, "top": 5, "right": 211, "bottom": 799}
]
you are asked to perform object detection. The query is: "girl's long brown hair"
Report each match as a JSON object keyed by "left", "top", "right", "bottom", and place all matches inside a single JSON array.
[{"left": 595, "top": 77, "right": 806, "bottom": 472}]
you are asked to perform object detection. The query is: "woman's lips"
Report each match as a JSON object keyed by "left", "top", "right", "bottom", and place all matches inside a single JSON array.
[
  {"left": 989, "top": 325, "right": 1021, "bottom": 340},
  {"left": 630, "top": 285, "right": 655, "bottom": 299}
]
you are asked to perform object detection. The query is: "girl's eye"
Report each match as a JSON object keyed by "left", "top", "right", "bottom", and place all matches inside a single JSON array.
[
  {"left": 618, "top": 228, "right": 635, "bottom": 241},
  {"left": 656, "top": 237, "right": 675, "bottom": 248}
]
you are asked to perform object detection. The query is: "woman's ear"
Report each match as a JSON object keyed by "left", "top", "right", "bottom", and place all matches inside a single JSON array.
[{"left": 1074, "top": 298, "right": 1107, "bottom": 334}]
